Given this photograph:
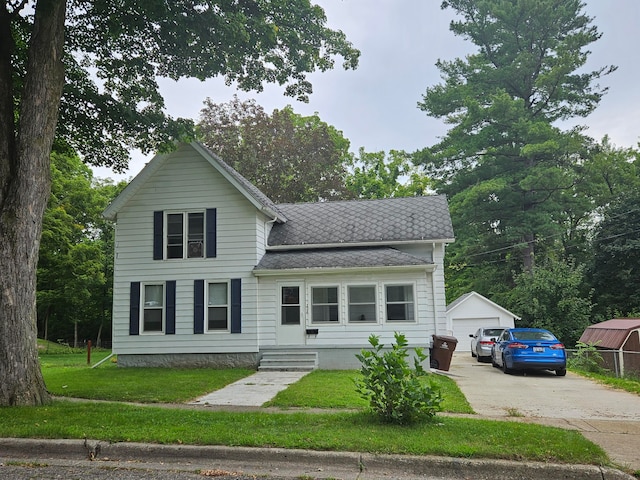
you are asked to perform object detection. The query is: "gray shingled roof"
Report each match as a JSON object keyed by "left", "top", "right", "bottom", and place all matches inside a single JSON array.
[
  {"left": 254, "top": 247, "right": 434, "bottom": 271},
  {"left": 267, "top": 195, "right": 453, "bottom": 247}
]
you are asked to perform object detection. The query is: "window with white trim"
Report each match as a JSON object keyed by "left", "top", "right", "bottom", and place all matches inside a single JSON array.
[
  {"left": 142, "top": 284, "right": 164, "bottom": 332},
  {"left": 348, "top": 285, "right": 376, "bottom": 323},
  {"left": 207, "top": 282, "right": 228, "bottom": 331},
  {"left": 385, "top": 285, "right": 415, "bottom": 322},
  {"left": 166, "top": 212, "right": 204, "bottom": 259},
  {"left": 311, "top": 286, "right": 339, "bottom": 323}
]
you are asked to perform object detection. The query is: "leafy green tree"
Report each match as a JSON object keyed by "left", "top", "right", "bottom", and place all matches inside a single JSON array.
[
  {"left": 345, "top": 149, "right": 432, "bottom": 199},
  {"left": 37, "top": 150, "right": 125, "bottom": 348},
  {"left": 416, "top": 0, "right": 614, "bottom": 284},
  {"left": 1, "top": 0, "right": 359, "bottom": 406},
  {"left": 507, "top": 259, "right": 593, "bottom": 347},
  {"left": 589, "top": 190, "right": 640, "bottom": 319},
  {"left": 198, "top": 96, "right": 353, "bottom": 202}
]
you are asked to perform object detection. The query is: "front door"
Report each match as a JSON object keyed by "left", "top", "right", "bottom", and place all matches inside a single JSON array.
[{"left": 276, "top": 283, "right": 306, "bottom": 345}]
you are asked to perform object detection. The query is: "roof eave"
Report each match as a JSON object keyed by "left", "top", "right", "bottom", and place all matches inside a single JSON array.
[
  {"left": 253, "top": 264, "right": 437, "bottom": 277},
  {"left": 267, "top": 238, "right": 455, "bottom": 251}
]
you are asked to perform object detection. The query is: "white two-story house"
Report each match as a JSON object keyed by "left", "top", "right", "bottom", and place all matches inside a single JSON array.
[{"left": 103, "top": 142, "right": 454, "bottom": 369}]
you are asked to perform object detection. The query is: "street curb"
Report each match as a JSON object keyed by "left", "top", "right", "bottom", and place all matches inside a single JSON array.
[{"left": 0, "top": 438, "right": 634, "bottom": 480}]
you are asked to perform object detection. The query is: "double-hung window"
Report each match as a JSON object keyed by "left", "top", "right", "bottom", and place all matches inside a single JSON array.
[
  {"left": 348, "top": 285, "right": 376, "bottom": 323},
  {"left": 167, "top": 212, "right": 204, "bottom": 259},
  {"left": 142, "top": 284, "right": 164, "bottom": 332},
  {"left": 311, "top": 286, "right": 339, "bottom": 323},
  {"left": 385, "top": 285, "right": 415, "bottom": 322},
  {"left": 207, "top": 282, "right": 228, "bottom": 331}
]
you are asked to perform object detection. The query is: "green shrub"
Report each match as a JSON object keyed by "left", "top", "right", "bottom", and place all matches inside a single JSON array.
[
  {"left": 568, "top": 341, "right": 606, "bottom": 374},
  {"left": 355, "top": 332, "right": 443, "bottom": 424}
]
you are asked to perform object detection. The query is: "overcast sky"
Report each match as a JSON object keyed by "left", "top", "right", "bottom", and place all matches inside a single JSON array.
[{"left": 94, "top": 0, "right": 640, "bottom": 180}]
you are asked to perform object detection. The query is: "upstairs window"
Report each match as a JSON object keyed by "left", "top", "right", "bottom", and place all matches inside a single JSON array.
[
  {"left": 154, "top": 209, "right": 216, "bottom": 260},
  {"left": 167, "top": 212, "right": 204, "bottom": 259}
]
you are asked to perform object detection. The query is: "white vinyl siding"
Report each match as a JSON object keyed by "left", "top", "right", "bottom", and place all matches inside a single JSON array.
[
  {"left": 111, "top": 144, "right": 265, "bottom": 354},
  {"left": 257, "top": 272, "right": 435, "bottom": 348}
]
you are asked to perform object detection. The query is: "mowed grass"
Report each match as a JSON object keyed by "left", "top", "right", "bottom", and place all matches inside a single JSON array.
[
  {"left": 0, "top": 400, "right": 607, "bottom": 465},
  {"left": 265, "top": 369, "right": 474, "bottom": 414},
  {"left": 40, "top": 351, "right": 254, "bottom": 403},
  {"left": 25, "top": 350, "right": 610, "bottom": 466}
]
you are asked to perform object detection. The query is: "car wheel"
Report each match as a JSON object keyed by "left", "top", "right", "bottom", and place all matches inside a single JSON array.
[
  {"left": 502, "top": 356, "right": 511, "bottom": 374},
  {"left": 491, "top": 355, "right": 499, "bottom": 368},
  {"left": 471, "top": 348, "right": 477, "bottom": 358},
  {"left": 476, "top": 351, "right": 482, "bottom": 362},
  {"left": 556, "top": 368, "right": 567, "bottom": 377}
]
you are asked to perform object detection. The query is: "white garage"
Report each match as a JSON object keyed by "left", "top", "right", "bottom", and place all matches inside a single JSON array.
[{"left": 445, "top": 291, "right": 520, "bottom": 352}]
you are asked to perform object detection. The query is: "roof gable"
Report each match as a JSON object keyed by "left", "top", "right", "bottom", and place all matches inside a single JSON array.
[
  {"left": 446, "top": 291, "right": 521, "bottom": 320},
  {"left": 267, "top": 195, "right": 454, "bottom": 248},
  {"left": 103, "top": 142, "right": 286, "bottom": 221}
]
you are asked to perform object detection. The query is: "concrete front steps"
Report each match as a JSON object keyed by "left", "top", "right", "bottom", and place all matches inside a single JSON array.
[{"left": 258, "top": 351, "right": 318, "bottom": 371}]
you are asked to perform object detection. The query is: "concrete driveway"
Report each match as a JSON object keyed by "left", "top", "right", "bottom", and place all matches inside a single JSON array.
[{"left": 447, "top": 352, "right": 640, "bottom": 470}]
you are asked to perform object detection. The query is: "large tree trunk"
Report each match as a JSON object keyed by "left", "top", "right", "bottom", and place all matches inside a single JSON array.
[{"left": 0, "top": 0, "right": 66, "bottom": 406}]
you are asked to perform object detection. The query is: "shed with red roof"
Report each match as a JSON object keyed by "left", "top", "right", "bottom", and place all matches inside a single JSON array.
[{"left": 578, "top": 318, "right": 640, "bottom": 376}]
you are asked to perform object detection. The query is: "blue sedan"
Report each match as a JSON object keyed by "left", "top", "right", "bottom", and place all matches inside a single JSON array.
[{"left": 491, "top": 328, "right": 567, "bottom": 376}]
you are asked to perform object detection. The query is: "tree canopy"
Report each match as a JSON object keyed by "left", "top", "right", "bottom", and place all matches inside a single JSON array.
[
  {"left": 198, "top": 96, "right": 353, "bottom": 203},
  {"left": 417, "top": 0, "right": 614, "bottom": 287},
  {"left": 0, "top": 0, "right": 359, "bottom": 406}
]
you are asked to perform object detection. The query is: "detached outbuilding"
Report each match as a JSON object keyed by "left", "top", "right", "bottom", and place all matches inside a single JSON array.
[
  {"left": 445, "top": 291, "right": 519, "bottom": 352},
  {"left": 578, "top": 318, "right": 640, "bottom": 377}
]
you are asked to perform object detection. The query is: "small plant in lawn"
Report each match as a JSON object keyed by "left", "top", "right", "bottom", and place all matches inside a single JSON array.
[
  {"left": 355, "top": 332, "right": 443, "bottom": 425},
  {"left": 568, "top": 341, "right": 606, "bottom": 374}
]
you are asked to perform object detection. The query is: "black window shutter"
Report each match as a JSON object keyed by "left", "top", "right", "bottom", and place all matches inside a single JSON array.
[
  {"left": 165, "top": 280, "right": 176, "bottom": 334},
  {"left": 153, "top": 211, "right": 163, "bottom": 260},
  {"left": 129, "top": 282, "right": 140, "bottom": 335},
  {"left": 230, "top": 278, "right": 241, "bottom": 333},
  {"left": 194, "top": 280, "right": 205, "bottom": 334},
  {"left": 206, "top": 208, "right": 217, "bottom": 258}
]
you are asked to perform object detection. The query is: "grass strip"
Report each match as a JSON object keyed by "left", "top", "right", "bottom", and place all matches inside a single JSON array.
[
  {"left": 571, "top": 369, "right": 640, "bottom": 396},
  {"left": 0, "top": 400, "right": 606, "bottom": 465},
  {"left": 265, "top": 370, "right": 474, "bottom": 414},
  {"left": 41, "top": 356, "right": 253, "bottom": 403}
]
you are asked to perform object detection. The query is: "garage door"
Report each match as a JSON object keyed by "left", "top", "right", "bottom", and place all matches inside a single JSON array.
[{"left": 452, "top": 317, "right": 500, "bottom": 352}]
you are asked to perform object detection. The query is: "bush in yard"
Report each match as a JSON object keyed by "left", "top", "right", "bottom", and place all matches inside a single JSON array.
[
  {"left": 568, "top": 341, "right": 607, "bottom": 374},
  {"left": 355, "top": 332, "right": 443, "bottom": 424}
]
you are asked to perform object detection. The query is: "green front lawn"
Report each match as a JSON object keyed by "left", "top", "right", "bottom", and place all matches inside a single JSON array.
[
  {"left": 18, "top": 350, "right": 609, "bottom": 466},
  {"left": 0, "top": 400, "right": 605, "bottom": 465}
]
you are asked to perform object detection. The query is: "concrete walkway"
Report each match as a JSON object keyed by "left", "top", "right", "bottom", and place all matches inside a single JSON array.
[{"left": 190, "top": 370, "right": 310, "bottom": 406}]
